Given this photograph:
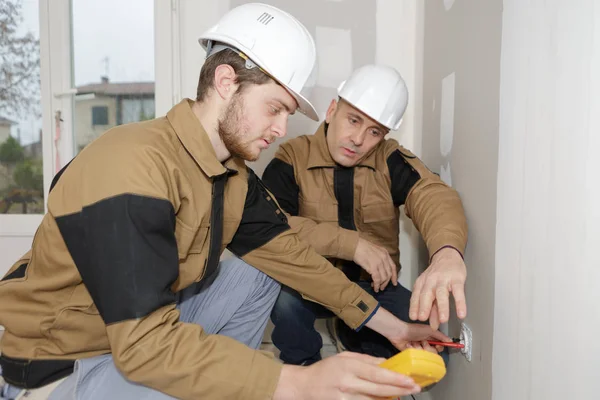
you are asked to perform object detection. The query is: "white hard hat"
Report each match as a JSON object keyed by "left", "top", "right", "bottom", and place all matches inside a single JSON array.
[
  {"left": 199, "top": 3, "right": 319, "bottom": 121},
  {"left": 337, "top": 64, "right": 409, "bottom": 130}
]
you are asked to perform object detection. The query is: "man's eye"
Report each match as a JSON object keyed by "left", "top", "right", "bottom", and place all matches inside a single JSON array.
[
  {"left": 349, "top": 117, "right": 358, "bottom": 125},
  {"left": 269, "top": 106, "right": 280, "bottom": 115}
]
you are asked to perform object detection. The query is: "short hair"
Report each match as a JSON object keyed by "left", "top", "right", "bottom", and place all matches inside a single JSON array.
[{"left": 196, "top": 49, "right": 272, "bottom": 102}]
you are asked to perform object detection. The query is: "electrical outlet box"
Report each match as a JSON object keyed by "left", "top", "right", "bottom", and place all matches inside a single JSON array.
[{"left": 460, "top": 322, "right": 473, "bottom": 362}]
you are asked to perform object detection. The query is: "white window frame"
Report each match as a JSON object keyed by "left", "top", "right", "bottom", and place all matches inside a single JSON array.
[
  {"left": 0, "top": 0, "right": 176, "bottom": 237},
  {"left": 155, "top": 0, "right": 182, "bottom": 116}
]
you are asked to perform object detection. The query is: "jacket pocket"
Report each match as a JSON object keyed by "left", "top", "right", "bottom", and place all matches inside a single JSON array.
[
  {"left": 40, "top": 286, "right": 109, "bottom": 354},
  {"left": 362, "top": 202, "right": 397, "bottom": 223},
  {"left": 175, "top": 218, "right": 209, "bottom": 260},
  {"left": 174, "top": 218, "right": 210, "bottom": 290},
  {"left": 299, "top": 199, "right": 338, "bottom": 222}
]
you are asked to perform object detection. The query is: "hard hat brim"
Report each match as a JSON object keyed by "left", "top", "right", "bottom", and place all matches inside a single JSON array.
[{"left": 290, "top": 90, "right": 319, "bottom": 121}]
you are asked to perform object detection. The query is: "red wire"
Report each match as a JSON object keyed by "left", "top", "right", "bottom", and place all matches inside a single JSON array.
[{"left": 427, "top": 340, "right": 465, "bottom": 349}]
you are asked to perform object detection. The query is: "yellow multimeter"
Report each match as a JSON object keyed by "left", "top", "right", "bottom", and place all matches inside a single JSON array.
[{"left": 379, "top": 348, "right": 447, "bottom": 389}]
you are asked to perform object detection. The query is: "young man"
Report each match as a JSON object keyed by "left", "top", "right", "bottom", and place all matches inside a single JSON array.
[
  {"left": 263, "top": 64, "right": 469, "bottom": 365},
  {"left": 0, "top": 5, "right": 449, "bottom": 400}
]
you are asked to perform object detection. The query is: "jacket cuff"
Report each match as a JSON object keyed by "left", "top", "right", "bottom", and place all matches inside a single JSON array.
[
  {"left": 427, "top": 234, "right": 466, "bottom": 262},
  {"left": 244, "top": 351, "right": 284, "bottom": 400},
  {"left": 337, "top": 287, "right": 379, "bottom": 330},
  {"left": 337, "top": 230, "right": 360, "bottom": 260},
  {"left": 356, "top": 303, "right": 380, "bottom": 331}
]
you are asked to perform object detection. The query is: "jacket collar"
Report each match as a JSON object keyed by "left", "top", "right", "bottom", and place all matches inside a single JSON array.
[
  {"left": 167, "top": 99, "right": 242, "bottom": 177},
  {"left": 306, "top": 122, "right": 378, "bottom": 170}
]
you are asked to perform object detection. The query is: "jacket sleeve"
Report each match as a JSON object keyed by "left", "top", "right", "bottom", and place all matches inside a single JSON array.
[
  {"left": 228, "top": 169, "right": 379, "bottom": 330},
  {"left": 54, "top": 147, "right": 282, "bottom": 400},
  {"left": 262, "top": 149, "right": 360, "bottom": 261},
  {"left": 386, "top": 146, "right": 468, "bottom": 259}
]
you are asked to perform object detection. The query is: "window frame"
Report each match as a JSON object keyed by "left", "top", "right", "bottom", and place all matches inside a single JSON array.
[{"left": 0, "top": 0, "right": 176, "bottom": 236}]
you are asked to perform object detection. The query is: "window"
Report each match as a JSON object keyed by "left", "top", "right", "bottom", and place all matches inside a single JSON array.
[
  {"left": 92, "top": 106, "right": 108, "bottom": 126},
  {"left": 72, "top": 0, "right": 155, "bottom": 154},
  {"left": 0, "top": 0, "right": 44, "bottom": 215},
  {"left": 1, "top": 0, "right": 169, "bottom": 269},
  {"left": 91, "top": 106, "right": 109, "bottom": 126},
  {"left": 121, "top": 98, "right": 155, "bottom": 125}
]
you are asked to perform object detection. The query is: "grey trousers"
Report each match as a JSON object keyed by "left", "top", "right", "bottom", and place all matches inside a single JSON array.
[{"left": 1, "top": 257, "right": 280, "bottom": 400}]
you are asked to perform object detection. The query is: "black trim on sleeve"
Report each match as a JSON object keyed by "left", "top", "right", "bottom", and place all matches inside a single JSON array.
[
  {"left": 387, "top": 150, "right": 421, "bottom": 207},
  {"left": 55, "top": 194, "right": 179, "bottom": 325},
  {"left": 227, "top": 169, "right": 290, "bottom": 257},
  {"left": 0, "top": 263, "right": 28, "bottom": 281},
  {"left": 49, "top": 159, "right": 73, "bottom": 193},
  {"left": 262, "top": 158, "right": 300, "bottom": 216}
]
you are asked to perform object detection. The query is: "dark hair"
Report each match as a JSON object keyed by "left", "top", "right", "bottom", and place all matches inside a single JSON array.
[{"left": 196, "top": 49, "right": 272, "bottom": 102}]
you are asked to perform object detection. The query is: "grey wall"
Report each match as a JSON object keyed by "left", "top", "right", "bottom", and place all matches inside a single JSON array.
[
  {"left": 227, "top": 0, "right": 379, "bottom": 177},
  {"left": 421, "top": 1, "right": 503, "bottom": 399}
]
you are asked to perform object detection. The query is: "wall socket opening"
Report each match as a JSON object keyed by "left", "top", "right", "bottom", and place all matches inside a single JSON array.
[{"left": 460, "top": 322, "right": 473, "bottom": 362}]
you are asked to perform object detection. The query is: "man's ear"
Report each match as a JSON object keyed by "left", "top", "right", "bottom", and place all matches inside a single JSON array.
[
  {"left": 213, "top": 64, "right": 238, "bottom": 100},
  {"left": 325, "top": 99, "right": 338, "bottom": 124}
]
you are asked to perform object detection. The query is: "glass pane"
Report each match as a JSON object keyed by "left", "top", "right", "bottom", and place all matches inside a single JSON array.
[
  {"left": 0, "top": 0, "right": 44, "bottom": 214},
  {"left": 72, "top": 0, "right": 155, "bottom": 154}
]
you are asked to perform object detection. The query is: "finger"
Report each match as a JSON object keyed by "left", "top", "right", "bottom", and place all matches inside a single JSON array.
[
  {"left": 429, "top": 329, "right": 452, "bottom": 343},
  {"left": 429, "top": 302, "right": 440, "bottom": 330},
  {"left": 380, "top": 279, "right": 389, "bottom": 292},
  {"left": 379, "top": 265, "right": 391, "bottom": 291},
  {"left": 350, "top": 380, "right": 421, "bottom": 398},
  {"left": 389, "top": 255, "right": 398, "bottom": 286},
  {"left": 451, "top": 281, "right": 468, "bottom": 319},
  {"left": 435, "top": 345, "right": 444, "bottom": 352},
  {"left": 409, "top": 277, "right": 424, "bottom": 321},
  {"left": 418, "top": 280, "right": 437, "bottom": 322},
  {"left": 435, "top": 285, "right": 450, "bottom": 324},
  {"left": 350, "top": 396, "right": 408, "bottom": 400},
  {"left": 371, "top": 269, "right": 381, "bottom": 293},
  {"left": 340, "top": 378, "right": 420, "bottom": 400},
  {"left": 379, "top": 252, "right": 394, "bottom": 289},
  {"left": 356, "top": 364, "right": 419, "bottom": 391},
  {"left": 421, "top": 340, "right": 437, "bottom": 354},
  {"left": 379, "top": 259, "right": 391, "bottom": 285},
  {"left": 410, "top": 322, "right": 451, "bottom": 342},
  {"left": 350, "top": 396, "right": 404, "bottom": 400},
  {"left": 338, "top": 351, "right": 386, "bottom": 365},
  {"left": 409, "top": 342, "right": 424, "bottom": 350},
  {"left": 376, "top": 267, "right": 387, "bottom": 293}
]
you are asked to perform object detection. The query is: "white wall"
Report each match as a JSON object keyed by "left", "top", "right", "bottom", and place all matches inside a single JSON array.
[
  {"left": 0, "top": 216, "right": 43, "bottom": 276},
  {"left": 493, "top": 1, "right": 600, "bottom": 399},
  {"left": 0, "top": 237, "right": 34, "bottom": 274}
]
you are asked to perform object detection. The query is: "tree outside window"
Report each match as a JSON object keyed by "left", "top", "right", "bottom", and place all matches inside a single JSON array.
[{"left": 0, "top": 0, "right": 44, "bottom": 214}]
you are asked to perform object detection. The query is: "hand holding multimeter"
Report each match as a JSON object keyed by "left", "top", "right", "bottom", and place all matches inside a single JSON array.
[
  {"left": 379, "top": 339, "right": 462, "bottom": 392},
  {"left": 379, "top": 348, "right": 447, "bottom": 390}
]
